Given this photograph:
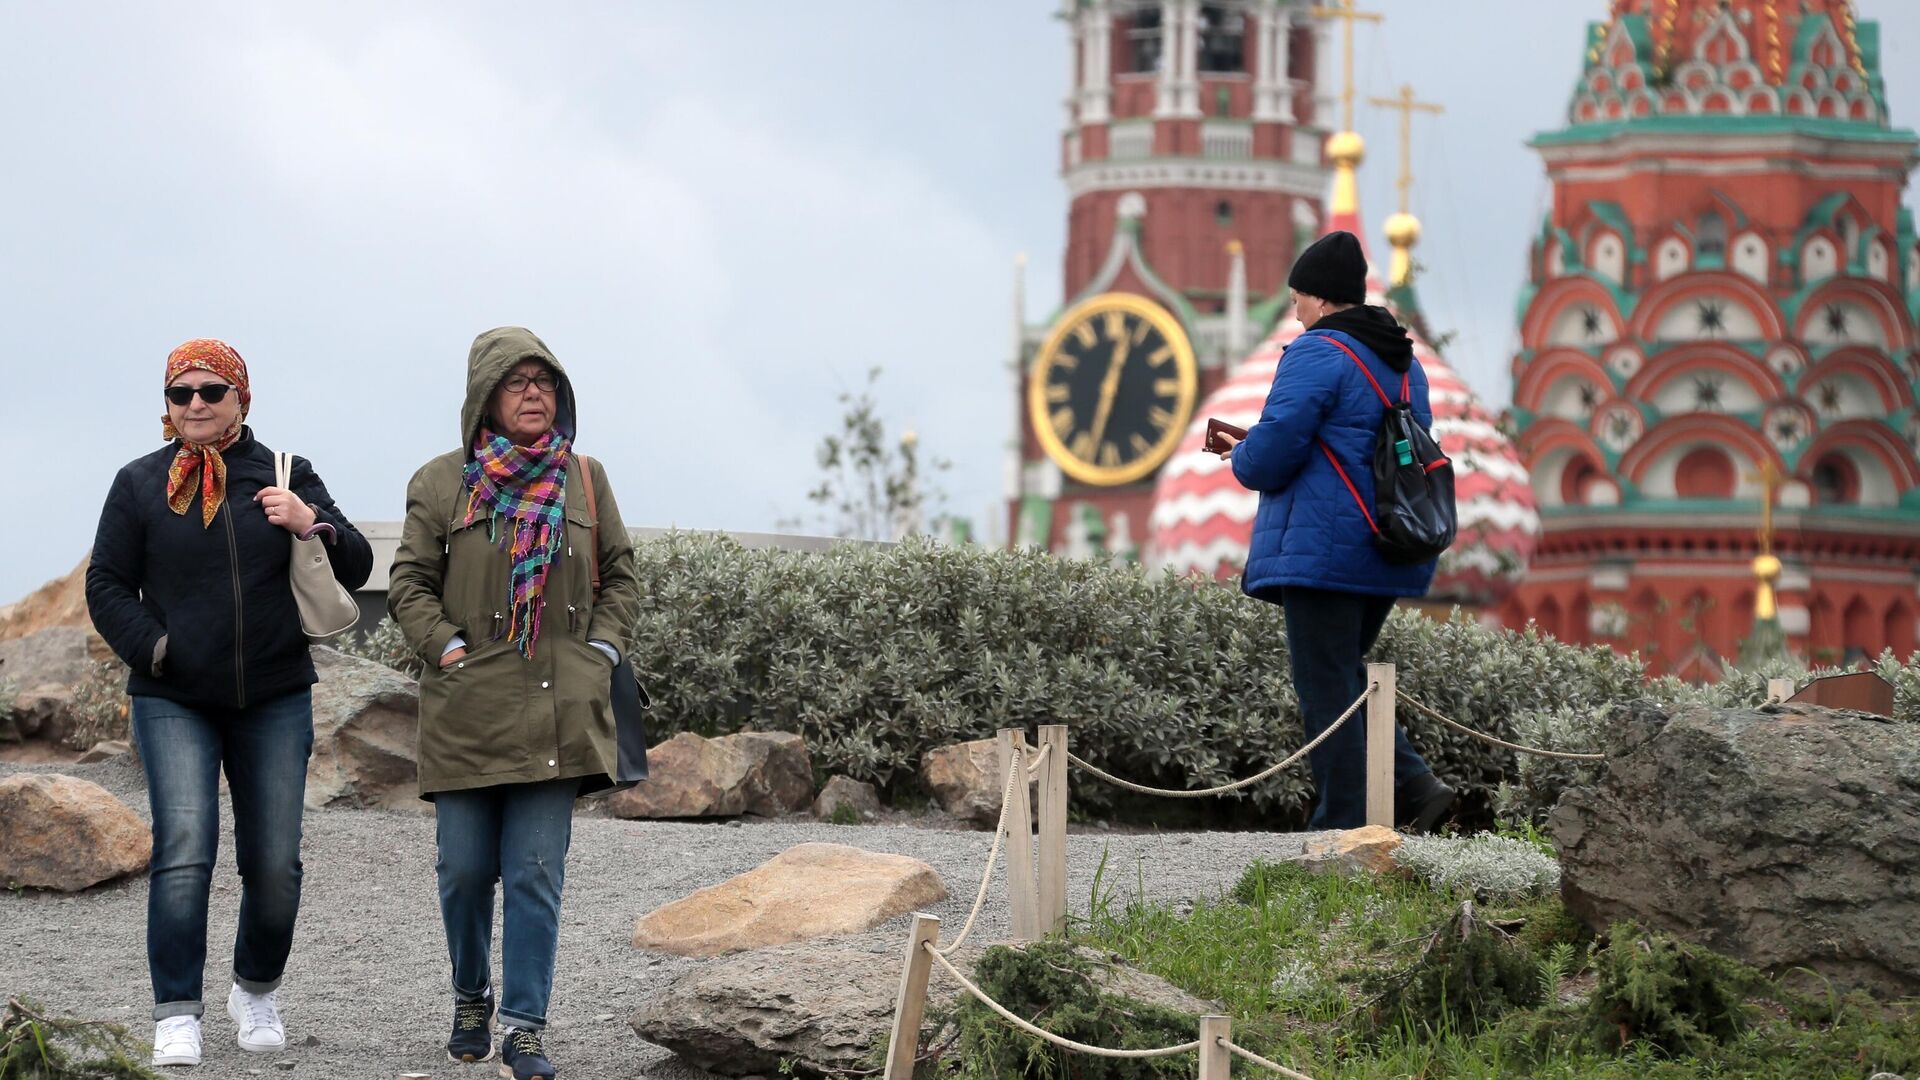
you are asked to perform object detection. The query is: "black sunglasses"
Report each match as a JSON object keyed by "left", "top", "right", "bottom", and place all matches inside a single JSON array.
[{"left": 164, "top": 384, "right": 235, "bottom": 406}]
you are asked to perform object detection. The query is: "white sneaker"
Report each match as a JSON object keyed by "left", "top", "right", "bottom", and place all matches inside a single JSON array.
[
  {"left": 152, "top": 1015, "right": 202, "bottom": 1067},
  {"left": 226, "top": 984, "right": 287, "bottom": 1052}
]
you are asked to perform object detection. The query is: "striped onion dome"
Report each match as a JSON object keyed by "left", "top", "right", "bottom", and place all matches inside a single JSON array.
[{"left": 1147, "top": 296, "right": 1540, "bottom": 607}]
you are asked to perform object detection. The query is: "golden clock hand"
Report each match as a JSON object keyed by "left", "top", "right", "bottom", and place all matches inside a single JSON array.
[{"left": 1086, "top": 337, "right": 1129, "bottom": 452}]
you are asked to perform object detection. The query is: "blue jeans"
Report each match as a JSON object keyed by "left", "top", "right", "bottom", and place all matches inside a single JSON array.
[
  {"left": 1280, "top": 587, "right": 1432, "bottom": 830},
  {"left": 131, "top": 689, "right": 314, "bottom": 1021},
  {"left": 434, "top": 779, "right": 578, "bottom": 1031}
]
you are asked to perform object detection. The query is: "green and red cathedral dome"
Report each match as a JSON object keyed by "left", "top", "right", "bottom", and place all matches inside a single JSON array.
[{"left": 1505, "top": 0, "right": 1920, "bottom": 672}]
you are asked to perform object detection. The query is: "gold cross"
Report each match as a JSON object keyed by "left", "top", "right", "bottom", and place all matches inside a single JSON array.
[
  {"left": 1311, "top": 0, "right": 1383, "bottom": 133},
  {"left": 1368, "top": 84, "right": 1443, "bottom": 216}
]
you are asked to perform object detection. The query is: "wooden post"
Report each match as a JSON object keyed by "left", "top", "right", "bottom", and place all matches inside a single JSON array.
[
  {"left": 883, "top": 913, "right": 941, "bottom": 1080},
  {"left": 1365, "top": 663, "right": 1396, "bottom": 829},
  {"left": 1197, "top": 1015, "right": 1231, "bottom": 1080},
  {"left": 1767, "top": 677, "right": 1796, "bottom": 704},
  {"left": 1035, "top": 724, "right": 1070, "bottom": 935},
  {"left": 997, "top": 729, "right": 1041, "bottom": 940}
]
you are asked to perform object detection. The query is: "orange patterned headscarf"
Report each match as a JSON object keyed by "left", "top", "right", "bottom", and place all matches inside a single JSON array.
[{"left": 162, "top": 339, "right": 252, "bottom": 527}]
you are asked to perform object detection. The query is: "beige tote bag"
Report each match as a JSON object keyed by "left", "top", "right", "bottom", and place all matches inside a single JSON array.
[{"left": 274, "top": 451, "right": 361, "bottom": 639}]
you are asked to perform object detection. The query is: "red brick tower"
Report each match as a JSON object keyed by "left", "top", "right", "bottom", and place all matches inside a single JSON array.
[
  {"left": 1008, "top": 1, "right": 1331, "bottom": 559},
  {"left": 1506, "top": 1, "right": 1920, "bottom": 675}
]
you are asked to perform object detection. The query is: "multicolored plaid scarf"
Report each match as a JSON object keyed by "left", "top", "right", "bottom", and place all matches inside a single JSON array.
[
  {"left": 162, "top": 339, "right": 252, "bottom": 528},
  {"left": 463, "top": 427, "right": 571, "bottom": 656}
]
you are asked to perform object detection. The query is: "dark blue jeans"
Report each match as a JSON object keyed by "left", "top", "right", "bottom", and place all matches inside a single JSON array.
[
  {"left": 434, "top": 779, "right": 578, "bottom": 1031},
  {"left": 1280, "top": 587, "right": 1432, "bottom": 830},
  {"left": 131, "top": 689, "right": 314, "bottom": 1021}
]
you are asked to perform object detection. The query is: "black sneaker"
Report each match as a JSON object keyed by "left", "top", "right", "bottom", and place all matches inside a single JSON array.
[
  {"left": 497, "top": 1027, "right": 555, "bottom": 1080},
  {"left": 1396, "top": 772, "right": 1456, "bottom": 835},
  {"left": 446, "top": 989, "right": 495, "bottom": 1063}
]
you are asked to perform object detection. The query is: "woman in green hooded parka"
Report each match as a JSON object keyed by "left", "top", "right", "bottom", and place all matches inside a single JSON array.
[{"left": 388, "top": 326, "right": 639, "bottom": 1080}]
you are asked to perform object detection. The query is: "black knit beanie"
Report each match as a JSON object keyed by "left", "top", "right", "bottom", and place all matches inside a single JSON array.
[{"left": 1287, "top": 231, "right": 1367, "bottom": 305}]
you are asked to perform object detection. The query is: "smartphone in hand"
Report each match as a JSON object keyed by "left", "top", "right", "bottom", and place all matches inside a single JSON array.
[{"left": 1204, "top": 418, "right": 1248, "bottom": 454}]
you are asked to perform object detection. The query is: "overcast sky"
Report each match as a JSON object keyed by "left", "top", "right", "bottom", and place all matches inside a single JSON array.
[{"left": 5, "top": 2, "right": 1919, "bottom": 604}]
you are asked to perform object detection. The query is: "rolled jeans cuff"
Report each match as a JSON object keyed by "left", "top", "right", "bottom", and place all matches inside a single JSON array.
[
  {"left": 154, "top": 1000, "right": 203, "bottom": 1021},
  {"left": 234, "top": 971, "right": 283, "bottom": 995},
  {"left": 497, "top": 1008, "right": 547, "bottom": 1032}
]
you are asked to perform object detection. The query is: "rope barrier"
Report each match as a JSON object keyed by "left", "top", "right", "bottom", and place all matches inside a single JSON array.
[
  {"left": 923, "top": 943, "right": 1202, "bottom": 1059},
  {"left": 1221, "top": 1037, "right": 1317, "bottom": 1080},
  {"left": 1025, "top": 742, "right": 1051, "bottom": 775},
  {"left": 935, "top": 742, "right": 1021, "bottom": 956},
  {"left": 1395, "top": 691, "right": 1607, "bottom": 762},
  {"left": 1065, "top": 686, "right": 1373, "bottom": 798}
]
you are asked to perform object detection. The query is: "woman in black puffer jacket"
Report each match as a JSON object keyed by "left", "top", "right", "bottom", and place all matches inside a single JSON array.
[{"left": 85, "top": 339, "right": 371, "bottom": 1069}]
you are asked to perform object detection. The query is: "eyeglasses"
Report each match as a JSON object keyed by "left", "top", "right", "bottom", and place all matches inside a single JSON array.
[
  {"left": 501, "top": 372, "right": 558, "bottom": 395},
  {"left": 164, "top": 384, "right": 235, "bottom": 406}
]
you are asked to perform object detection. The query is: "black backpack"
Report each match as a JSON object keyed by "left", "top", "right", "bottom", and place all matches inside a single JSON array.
[{"left": 1314, "top": 335, "right": 1457, "bottom": 565}]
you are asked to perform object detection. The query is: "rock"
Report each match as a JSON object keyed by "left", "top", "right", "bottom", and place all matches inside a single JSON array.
[
  {"left": 1552, "top": 700, "right": 1920, "bottom": 998},
  {"left": 0, "top": 774, "right": 151, "bottom": 891},
  {"left": 1299, "top": 824, "right": 1404, "bottom": 875},
  {"left": 0, "top": 625, "right": 99, "bottom": 696},
  {"left": 633, "top": 939, "right": 1212, "bottom": 1077},
  {"left": 76, "top": 739, "right": 132, "bottom": 764},
  {"left": 306, "top": 647, "right": 421, "bottom": 811},
  {"left": 605, "top": 731, "right": 812, "bottom": 819},
  {"left": 813, "top": 775, "right": 882, "bottom": 821},
  {"left": 0, "top": 556, "right": 90, "bottom": 642},
  {"left": 9, "top": 684, "right": 79, "bottom": 744},
  {"left": 921, "top": 738, "right": 1035, "bottom": 826},
  {"left": 632, "top": 842, "right": 947, "bottom": 956}
]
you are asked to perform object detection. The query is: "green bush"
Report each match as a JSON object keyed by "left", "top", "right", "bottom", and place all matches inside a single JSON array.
[
  {"left": 349, "top": 533, "right": 1920, "bottom": 827},
  {"left": 939, "top": 940, "right": 1201, "bottom": 1079},
  {"left": 620, "top": 533, "right": 1658, "bottom": 826},
  {"left": 0, "top": 996, "right": 159, "bottom": 1079}
]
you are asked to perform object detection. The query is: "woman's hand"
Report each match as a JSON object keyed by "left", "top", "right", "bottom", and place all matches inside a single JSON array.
[
  {"left": 256, "top": 486, "right": 317, "bottom": 536},
  {"left": 440, "top": 646, "right": 468, "bottom": 668},
  {"left": 1212, "top": 431, "right": 1240, "bottom": 461}
]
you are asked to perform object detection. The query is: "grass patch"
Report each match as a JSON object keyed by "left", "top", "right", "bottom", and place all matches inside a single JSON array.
[{"left": 1004, "top": 848, "right": 1920, "bottom": 1079}]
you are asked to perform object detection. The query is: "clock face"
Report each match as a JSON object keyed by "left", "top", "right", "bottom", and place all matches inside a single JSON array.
[{"left": 1027, "top": 293, "right": 1198, "bottom": 486}]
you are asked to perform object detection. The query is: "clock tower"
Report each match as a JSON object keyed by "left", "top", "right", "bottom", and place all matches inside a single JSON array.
[{"left": 1008, "top": 0, "right": 1331, "bottom": 558}]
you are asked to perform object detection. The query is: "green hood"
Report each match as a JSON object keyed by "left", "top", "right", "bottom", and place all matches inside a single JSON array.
[{"left": 460, "top": 326, "right": 578, "bottom": 457}]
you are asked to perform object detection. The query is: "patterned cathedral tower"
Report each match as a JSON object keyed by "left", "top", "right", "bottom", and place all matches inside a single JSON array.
[
  {"left": 1008, "top": 1, "right": 1331, "bottom": 559},
  {"left": 1505, "top": 0, "right": 1920, "bottom": 675}
]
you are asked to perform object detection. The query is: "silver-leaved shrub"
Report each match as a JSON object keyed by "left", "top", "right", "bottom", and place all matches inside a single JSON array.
[{"left": 1393, "top": 834, "right": 1562, "bottom": 900}]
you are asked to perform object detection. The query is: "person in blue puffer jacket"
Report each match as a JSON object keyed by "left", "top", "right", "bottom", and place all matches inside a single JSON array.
[{"left": 1211, "top": 231, "right": 1455, "bottom": 833}]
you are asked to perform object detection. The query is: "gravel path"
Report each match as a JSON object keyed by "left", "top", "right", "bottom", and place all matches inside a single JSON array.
[{"left": 2, "top": 757, "right": 1316, "bottom": 1078}]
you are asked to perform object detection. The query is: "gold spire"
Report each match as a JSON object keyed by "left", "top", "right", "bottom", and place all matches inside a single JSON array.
[
  {"left": 1311, "top": 1, "right": 1382, "bottom": 224},
  {"left": 1368, "top": 83, "right": 1442, "bottom": 287},
  {"left": 1746, "top": 460, "right": 1787, "bottom": 622}
]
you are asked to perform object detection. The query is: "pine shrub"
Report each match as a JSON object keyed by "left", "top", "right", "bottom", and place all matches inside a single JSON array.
[{"left": 0, "top": 996, "right": 159, "bottom": 1079}]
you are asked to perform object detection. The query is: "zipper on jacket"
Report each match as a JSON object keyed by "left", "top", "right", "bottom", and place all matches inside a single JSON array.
[{"left": 222, "top": 505, "right": 246, "bottom": 708}]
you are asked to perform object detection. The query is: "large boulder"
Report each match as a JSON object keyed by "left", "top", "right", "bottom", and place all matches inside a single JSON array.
[
  {"left": 1552, "top": 700, "right": 1920, "bottom": 998},
  {"left": 632, "top": 939, "right": 1214, "bottom": 1077},
  {"left": 0, "top": 626, "right": 101, "bottom": 696},
  {"left": 920, "top": 738, "right": 1034, "bottom": 826},
  {"left": 632, "top": 842, "right": 947, "bottom": 957},
  {"left": 0, "top": 774, "right": 151, "bottom": 891},
  {"left": 307, "top": 647, "right": 421, "bottom": 810},
  {"left": 605, "top": 731, "right": 812, "bottom": 819},
  {"left": 0, "top": 556, "right": 90, "bottom": 642},
  {"left": 7, "top": 684, "right": 80, "bottom": 745}
]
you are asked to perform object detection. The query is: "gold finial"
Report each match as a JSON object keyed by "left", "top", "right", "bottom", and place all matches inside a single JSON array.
[
  {"left": 1369, "top": 83, "right": 1442, "bottom": 286},
  {"left": 1745, "top": 459, "right": 1787, "bottom": 621},
  {"left": 1310, "top": 0, "right": 1383, "bottom": 135},
  {"left": 1226, "top": 239, "right": 1244, "bottom": 255}
]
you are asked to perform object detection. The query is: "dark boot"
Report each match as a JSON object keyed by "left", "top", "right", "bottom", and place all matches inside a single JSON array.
[{"left": 1396, "top": 772, "right": 1455, "bottom": 835}]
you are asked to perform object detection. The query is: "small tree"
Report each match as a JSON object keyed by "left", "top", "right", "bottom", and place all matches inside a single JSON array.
[{"left": 788, "top": 367, "right": 952, "bottom": 541}]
